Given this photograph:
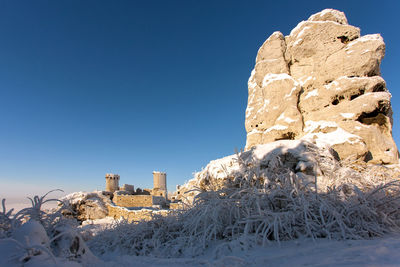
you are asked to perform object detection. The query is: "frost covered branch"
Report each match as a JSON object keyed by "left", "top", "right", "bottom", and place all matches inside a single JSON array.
[{"left": 88, "top": 158, "right": 400, "bottom": 258}]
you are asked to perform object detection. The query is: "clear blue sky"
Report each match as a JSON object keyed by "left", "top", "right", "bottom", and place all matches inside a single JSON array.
[{"left": 1, "top": 0, "right": 399, "bottom": 200}]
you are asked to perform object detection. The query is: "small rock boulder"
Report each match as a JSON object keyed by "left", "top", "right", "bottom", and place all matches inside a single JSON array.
[{"left": 60, "top": 191, "right": 112, "bottom": 222}]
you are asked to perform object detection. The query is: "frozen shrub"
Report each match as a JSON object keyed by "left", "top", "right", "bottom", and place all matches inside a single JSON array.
[
  {"left": 88, "top": 154, "right": 400, "bottom": 258},
  {"left": 0, "top": 199, "right": 14, "bottom": 237},
  {"left": 0, "top": 190, "right": 98, "bottom": 266}
]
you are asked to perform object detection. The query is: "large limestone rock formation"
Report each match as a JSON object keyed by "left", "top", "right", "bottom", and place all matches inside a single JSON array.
[{"left": 245, "top": 9, "right": 398, "bottom": 164}]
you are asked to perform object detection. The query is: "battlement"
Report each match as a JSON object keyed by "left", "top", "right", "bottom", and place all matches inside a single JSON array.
[
  {"left": 105, "top": 173, "right": 120, "bottom": 179},
  {"left": 105, "top": 173, "right": 120, "bottom": 193}
]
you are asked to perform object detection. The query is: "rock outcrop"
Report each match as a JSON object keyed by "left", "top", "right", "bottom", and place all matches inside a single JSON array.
[
  {"left": 172, "top": 9, "right": 399, "bottom": 206},
  {"left": 61, "top": 191, "right": 112, "bottom": 222},
  {"left": 245, "top": 9, "right": 398, "bottom": 164}
]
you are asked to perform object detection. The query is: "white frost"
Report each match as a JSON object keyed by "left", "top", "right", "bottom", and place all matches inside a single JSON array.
[
  {"left": 257, "top": 99, "right": 270, "bottom": 113},
  {"left": 289, "top": 21, "right": 307, "bottom": 37},
  {"left": 245, "top": 106, "right": 254, "bottom": 118},
  {"left": 290, "top": 20, "right": 340, "bottom": 37},
  {"left": 304, "top": 89, "right": 318, "bottom": 99},
  {"left": 265, "top": 124, "right": 288, "bottom": 133},
  {"left": 248, "top": 69, "right": 257, "bottom": 89},
  {"left": 361, "top": 49, "right": 371, "bottom": 55},
  {"left": 293, "top": 38, "right": 303, "bottom": 46},
  {"left": 262, "top": 73, "right": 293, "bottom": 88},
  {"left": 247, "top": 128, "right": 263, "bottom": 136},
  {"left": 285, "top": 86, "right": 298, "bottom": 98},
  {"left": 277, "top": 112, "right": 285, "bottom": 121},
  {"left": 304, "top": 126, "right": 362, "bottom": 146},
  {"left": 347, "top": 34, "right": 382, "bottom": 48},
  {"left": 277, "top": 112, "right": 298, "bottom": 123},
  {"left": 299, "top": 76, "right": 314, "bottom": 86},
  {"left": 324, "top": 80, "right": 339, "bottom": 90},
  {"left": 297, "top": 26, "right": 311, "bottom": 38},
  {"left": 304, "top": 120, "right": 338, "bottom": 133},
  {"left": 340, "top": 113, "right": 354, "bottom": 119},
  {"left": 284, "top": 117, "right": 298, "bottom": 123}
]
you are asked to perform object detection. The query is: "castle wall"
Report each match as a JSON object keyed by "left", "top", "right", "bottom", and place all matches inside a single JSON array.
[
  {"left": 107, "top": 204, "right": 170, "bottom": 222},
  {"left": 169, "top": 202, "right": 185, "bottom": 210},
  {"left": 120, "top": 184, "right": 134, "bottom": 193},
  {"left": 152, "top": 188, "right": 167, "bottom": 198},
  {"left": 113, "top": 194, "right": 165, "bottom": 207}
]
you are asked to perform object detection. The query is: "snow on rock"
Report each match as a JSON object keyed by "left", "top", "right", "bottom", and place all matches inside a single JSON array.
[
  {"left": 245, "top": 70, "right": 303, "bottom": 147},
  {"left": 340, "top": 113, "right": 354, "bottom": 119},
  {"left": 245, "top": 8, "right": 398, "bottom": 164},
  {"left": 247, "top": 69, "right": 257, "bottom": 89},
  {"left": 303, "top": 120, "right": 338, "bottom": 133},
  {"left": 304, "top": 89, "right": 318, "bottom": 99},
  {"left": 61, "top": 191, "right": 112, "bottom": 222},
  {"left": 175, "top": 140, "right": 340, "bottom": 205},
  {"left": 308, "top": 8, "right": 349, "bottom": 24},
  {"left": 262, "top": 73, "right": 293, "bottom": 87}
]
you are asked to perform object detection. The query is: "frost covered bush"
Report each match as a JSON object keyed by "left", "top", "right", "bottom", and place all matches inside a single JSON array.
[
  {"left": 0, "top": 199, "right": 14, "bottom": 238},
  {"left": 0, "top": 190, "right": 98, "bottom": 266},
  {"left": 1, "top": 190, "right": 65, "bottom": 237},
  {"left": 88, "top": 155, "right": 400, "bottom": 258}
]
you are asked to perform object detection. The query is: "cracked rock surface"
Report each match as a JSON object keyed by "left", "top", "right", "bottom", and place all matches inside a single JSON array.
[{"left": 245, "top": 8, "right": 398, "bottom": 164}]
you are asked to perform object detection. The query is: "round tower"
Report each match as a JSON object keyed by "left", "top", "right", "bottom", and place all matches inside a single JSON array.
[
  {"left": 105, "top": 173, "right": 120, "bottom": 193},
  {"left": 153, "top": 171, "right": 167, "bottom": 198}
]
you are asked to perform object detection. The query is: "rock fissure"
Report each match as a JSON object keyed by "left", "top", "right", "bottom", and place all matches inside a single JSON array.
[{"left": 296, "top": 87, "right": 305, "bottom": 131}]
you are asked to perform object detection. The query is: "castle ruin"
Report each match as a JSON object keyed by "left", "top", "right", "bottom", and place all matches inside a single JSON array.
[{"left": 105, "top": 171, "right": 174, "bottom": 210}]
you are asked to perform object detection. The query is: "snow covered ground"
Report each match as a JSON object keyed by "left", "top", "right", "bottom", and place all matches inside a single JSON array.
[
  {"left": 2, "top": 140, "right": 400, "bottom": 266},
  {"left": 96, "top": 232, "right": 400, "bottom": 266},
  {"left": 78, "top": 218, "right": 400, "bottom": 267}
]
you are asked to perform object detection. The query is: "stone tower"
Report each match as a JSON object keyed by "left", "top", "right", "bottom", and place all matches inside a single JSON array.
[
  {"left": 105, "top": 173, "right": 120, "bottom": 193},
  {"left": 153, "top": 171, "right": 167, "bottom": 199}
]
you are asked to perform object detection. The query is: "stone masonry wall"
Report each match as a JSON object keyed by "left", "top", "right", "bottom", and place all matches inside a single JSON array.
[
  {"left": 107, "top": 204, "right": 170, "bottom": 222},
  {"left": 169, "top": 202, "right": 185, "bottom": 210},
  {"left": 113, "top": 194, "right": 164, "bottom": 207}
]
